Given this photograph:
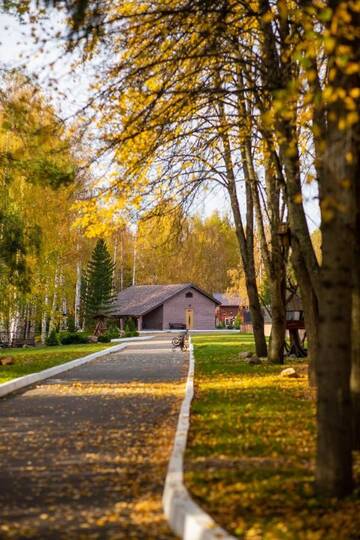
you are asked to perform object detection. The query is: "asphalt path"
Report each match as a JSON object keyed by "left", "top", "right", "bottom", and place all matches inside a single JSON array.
[{"left": 0, "top": 335, "right": 187, "bottom": 539}]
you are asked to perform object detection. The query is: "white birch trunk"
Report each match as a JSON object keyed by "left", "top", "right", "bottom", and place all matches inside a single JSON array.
[
  {"left": 132, "top": 232, "right": 137, "bottom": 286},
  {"left": 41, "top": 292, "right": 49, "bottom": 344},
  {"left": 120, "top": 231, "right": 124, "bottom": 291},
  {"left": 113, "top": 236, "right": 118, "bottom": 293},
  {"left": 48, "top": 270, "right": 59, "bottom": 334},
  {"left": 74, "top": 262, "right": 81, "bottom": 330},
  {"left": 61, "top": 297, "right": 68, "bottom": 331},
  {"left": 9, "top": 308, "right": 20, "bottom": 346},
  {"left": 27, "top": 305, "right": 35, "bottom": 341},
  {"left": 8, "top": 290, "right": 20, "bottom": 345}
]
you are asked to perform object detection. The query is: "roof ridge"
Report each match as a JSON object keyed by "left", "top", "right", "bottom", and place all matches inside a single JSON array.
[{"left": 109, "top": 282, "right": 219, "bottom": 317}]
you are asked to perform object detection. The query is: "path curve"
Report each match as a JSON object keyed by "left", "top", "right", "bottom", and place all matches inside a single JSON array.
[{"left": 0, "top": 335, "right": 187, "bottom": 539}]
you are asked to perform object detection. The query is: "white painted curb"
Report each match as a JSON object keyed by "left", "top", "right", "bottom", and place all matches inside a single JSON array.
[
  {"left": 163, "top": 340, "right": 236, "bottom": 540},
  {"left": 111, "top": 335, "right": 155, "bottom": 343},
  {"left": 0, "top": 343, "right": 128, "bottom": 399},
  {"left": 140, "top": 330, "right": 240, "bottom": 334}
]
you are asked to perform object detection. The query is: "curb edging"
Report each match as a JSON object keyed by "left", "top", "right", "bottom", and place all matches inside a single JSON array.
[
  {"left": 111, "top": 336, "right": 155, "bottom": 343},
  {"left": 0, "top": 343, "right": 128, "bottom": 399},
  {"left": 162, "top": 340, "right": 236, "bottom": 540}
]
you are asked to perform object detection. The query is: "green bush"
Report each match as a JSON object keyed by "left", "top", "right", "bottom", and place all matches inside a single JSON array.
[
  {"left": 98, "top": 334, "right": 111, "bottom": 343},
  {"left": 124, "top": 318, "right": 136, "bottom": 334},
  {"left": 106, "top": 324, "right": 120, "bottom": 339},
  {"left": 125, "top": 330, "right": 139, "bottom": 338},
  {"left": 233, "top": 315, "right": 242, "bottom": 330},
  {"left": 67, "top": 316, "right": 76, "bottom": 333},
  {"left": 46, "top": 329, "right": 60, "bottom": 346},
  {"left": 77, "top": 332, "right": 90, "bottom": 343},
  {"left": 59, "top": 331, "right": 89, "bottom": 345}
]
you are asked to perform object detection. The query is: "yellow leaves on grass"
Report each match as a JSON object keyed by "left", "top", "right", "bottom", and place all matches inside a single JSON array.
[{"left": 187, "top": 335, "right": 360, "bottom": 540}]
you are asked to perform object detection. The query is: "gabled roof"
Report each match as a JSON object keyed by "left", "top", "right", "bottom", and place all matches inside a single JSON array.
[
  {"left": 213, "top": 293, "right": 242, "bottom": 306},
  {"left": 108, "top": 283, "right": 220, "bottom": 317}
]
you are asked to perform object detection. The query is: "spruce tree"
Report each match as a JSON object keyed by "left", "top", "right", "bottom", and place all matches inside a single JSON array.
[{"left": 83, "top": 239, "right": 114, "bottom": 327}]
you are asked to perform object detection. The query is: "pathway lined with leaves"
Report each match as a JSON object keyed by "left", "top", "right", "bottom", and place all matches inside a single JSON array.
[{"left": 0, "top": 336, "right": 187, "bottom": 539}]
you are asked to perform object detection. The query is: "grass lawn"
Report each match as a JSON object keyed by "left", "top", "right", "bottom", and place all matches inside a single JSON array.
[
  {"left": 0, "top": 343, "right": 113, "bottom": 384},
  {"left": 185, "top": 334, "right": 360, "bottom": 540}
]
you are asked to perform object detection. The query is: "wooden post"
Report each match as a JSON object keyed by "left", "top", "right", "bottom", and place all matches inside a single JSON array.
[
  {"left": 120, "top": 318, "right": 124, "bottom": 332},
  {"left": 137, "top": 316, "right": 142, "bottom": 332}
]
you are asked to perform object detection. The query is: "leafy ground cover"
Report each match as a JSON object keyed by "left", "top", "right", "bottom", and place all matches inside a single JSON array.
[
  {"left": 0, "top": 343, "right": 113, "bottom": 384},
  {"left": 185, "top": 334, "right": 360, "bottom": 540}
]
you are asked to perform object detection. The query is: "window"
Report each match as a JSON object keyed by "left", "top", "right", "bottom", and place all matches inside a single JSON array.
[{"left": 185, "top": 291, "right": 193, "bottom": 298}]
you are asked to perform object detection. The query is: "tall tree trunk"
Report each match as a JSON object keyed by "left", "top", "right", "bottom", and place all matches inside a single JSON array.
[
  {"left": 291, "top": 245, "right": 319, "bottom": 385},
  {"left": 236, "top": 61, "right": 289, "bottom": 364},
  {"left": 216, "top": 85, "right": 267, "bottom": 357},
  {"left": 315, "top": 123, "right": 355, "bottom": 497},
  {"left": 258, "top": 0, "right": 320, "bottom": 370},
  {"left": 315, "top": 0, "right": 359, "bottom": 497},
  {"left": 120, "top": 230, "right": 124, "bottom": 291},
  {"left": 113, "top": 235, "right": 118, "bottom": 292},
  {"left": 74, "top": 262, "right": 81, "bottom": 330},
  {"left": 268, "top": 271, "right": 286, "bottom": 364},
  {"left": 245, "top": 181, "right": 268, "bottom": 358},
  {"left": 48, "top": 270, "right": 59, "bottom": 334},
  {"left": 41, "top": 292, "right": 49, "bottom": 344},
  {"left": 352, "top": 251, "right": 360, "bottom": 450},
  {"left": 26, "top": 305, "right": 35, "bottom": 341},
  {"left": 316, "top": 213, "right": 353, "bottom": 496},
  {"left": 265, "top": 160, "right": 287, "bottom": 364},
  {"left": 132, "top": 232, "right": 137, "bottom": 286},
  {"left": 226, "top": 180, "right": 267, "bottom": 357},
  {"left": 351, "top": 140, "right": 360, "bottom": 450},
  {"left": 8, "top": 292, "right": 20, "bottom": 346},
  {"left": 61, "top": 297, "right": 67, "bottom": 331}
]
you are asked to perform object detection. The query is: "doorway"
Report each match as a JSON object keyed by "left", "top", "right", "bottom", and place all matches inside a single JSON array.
[{"left": 185, "top": 308, "right": 194, "bottom": 329}]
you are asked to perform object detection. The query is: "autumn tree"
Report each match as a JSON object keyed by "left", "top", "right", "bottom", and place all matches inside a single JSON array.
[
  {"left": 0, "top": 71, "right": 80, "bottom": 342},
  {"left": 12, "top": 0, "right": 360, "bottom": 497},
  {"left": 0, "top": 71, "right": 76, "bottom": 282},
  {"left": 136, "top": 209, "right": 240, "bottom": 293}
]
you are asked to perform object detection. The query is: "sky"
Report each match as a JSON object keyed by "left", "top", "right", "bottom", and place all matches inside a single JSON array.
[{"left": 0, "top": 10, "right": 320, "bottom": 231}]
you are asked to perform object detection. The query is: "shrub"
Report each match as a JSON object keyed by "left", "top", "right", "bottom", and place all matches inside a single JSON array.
[
  {"left": 77, "top": 332, "right": 90, "bottom": 343},
  {"left": 106, "top": 324, "right": 120, "bottom": 339},
  {"left": 46, "top": 329, "right": 60, "bottom": 346},
  {"left": 121, "top": 319, "right": 139, "bottom": 338},
  {"left": 98, "top": 334, "right": 111, "bottom": 343},
  {"left": 233, "top": 315, "right": 242, "bottom": 330},
  {"left": 124, "top": 318, "right": 137, "bottom": 334},
  {"left": 67, "top": 316, "right": 76, "bottom": 333},
  {"left": 125, "top": 330, "right": 139, "bottom": 338},
  {"left": 59, "top": 331, "right": 89, "bottom": 345}
]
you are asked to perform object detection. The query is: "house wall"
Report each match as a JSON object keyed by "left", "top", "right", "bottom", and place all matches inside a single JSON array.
[
  {"left": 163, "top": 286, "right": 216, "bottom": 330},
  {"left": 143, "top": 305, "right": 163, "bottom": 330},
  {"left": 216, "top": 305, "right": 240, "bottom": 323},
  {"left": 240, "top": 323, "right": 272, "bottom": 336}
]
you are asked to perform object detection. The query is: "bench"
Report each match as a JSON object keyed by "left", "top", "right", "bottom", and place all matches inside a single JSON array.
[{"left": 169, "top": 323, "right": 186, "bottom": 330}]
